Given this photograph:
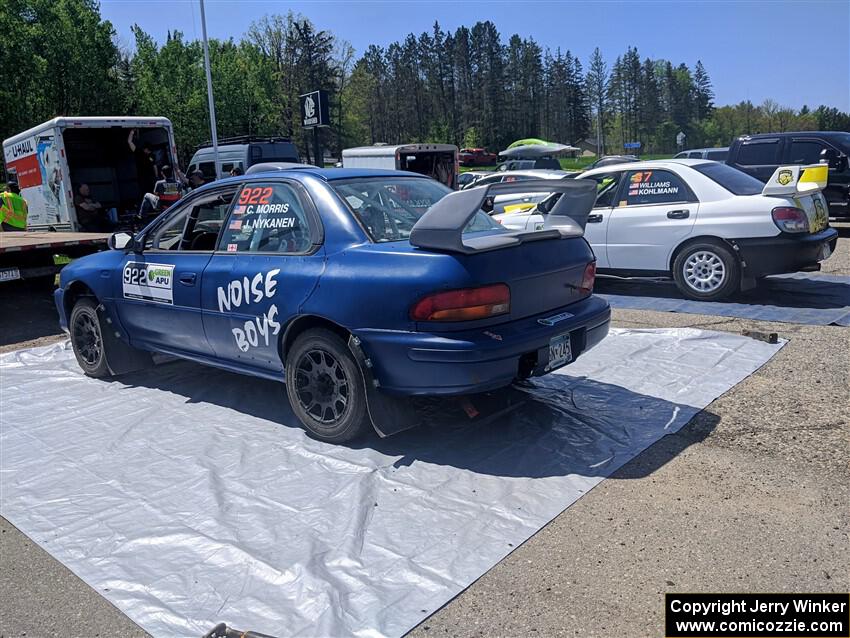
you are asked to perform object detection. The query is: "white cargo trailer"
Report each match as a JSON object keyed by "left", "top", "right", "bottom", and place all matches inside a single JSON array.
[
  {"left": 342, "top": 143, "right": 458, "bottom": 189},
  {"left": 3, "top": 116, "right": 178, "bottom": 231}
]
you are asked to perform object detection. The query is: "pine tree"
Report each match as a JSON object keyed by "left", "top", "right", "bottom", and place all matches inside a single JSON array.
[
  {"left": 586, "top": 47, "right": 608, "bottom": 154},
  {"left": 693, "top": 60, "right": 714, "bottom": 121}
]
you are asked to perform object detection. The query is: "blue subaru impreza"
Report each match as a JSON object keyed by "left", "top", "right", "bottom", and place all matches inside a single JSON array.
[{"left": 55, "top": 167, "right": 610, "bottom": 442}]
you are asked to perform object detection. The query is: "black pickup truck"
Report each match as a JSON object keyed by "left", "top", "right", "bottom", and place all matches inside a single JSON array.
[{"left": 726, "top": 131, "right": 850, "bottom": 220}]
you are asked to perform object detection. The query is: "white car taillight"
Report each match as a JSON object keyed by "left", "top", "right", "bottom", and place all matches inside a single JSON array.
[{"left": 771, "top": 207, "right": 809, "bottom": 233}]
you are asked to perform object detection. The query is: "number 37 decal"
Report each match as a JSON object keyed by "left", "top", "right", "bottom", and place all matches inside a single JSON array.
[{"left": 238, "top": 187, "right": 273, "bottom": 205}]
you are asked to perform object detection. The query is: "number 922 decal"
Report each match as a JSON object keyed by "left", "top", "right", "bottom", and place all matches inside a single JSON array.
[{"left": 122, "top": 262, "right": 174, "bottom": 304}]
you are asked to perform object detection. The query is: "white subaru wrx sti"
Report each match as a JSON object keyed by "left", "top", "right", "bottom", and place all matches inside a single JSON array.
[{"left": 493, "top": 159, "right": 837, "bottom": 301}]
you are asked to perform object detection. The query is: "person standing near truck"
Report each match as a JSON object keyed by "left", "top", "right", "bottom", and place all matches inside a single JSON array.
[
  {"left": 0, "top": 183, "right": 28, "bottom": 231},
  {"left": 127, "top": 128, "right": 159, "bottom": 194},
  {"left": 153, "top": 165, "right": 183, "bottom": 208}
]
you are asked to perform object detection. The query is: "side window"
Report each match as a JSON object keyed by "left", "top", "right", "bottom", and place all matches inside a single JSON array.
[
  {"left": 218, "top": 182, "right": 314, "bottom": 254},
  {"left": 149, "top": 206, "right": 190, "bottom": 251},
  {"left": 148, "top": 189, "right": 237, "bottom": 251},
  {"left": 687, "top": 151, "right": 701, "bottom": 159},
  {"left": 738, "top": 140, "right": 779, "bottom": 165},
  {"left": 622, "top": 170, "right": 691, "bottom": 206},
  {"left": 706, "top": 150, "right": 728, "bottom": 161},
  {"left": 221, "top": 162, "right": 244, "bottom": 175},
  {"left": 586, "top": 173, "right": 622, "bottom": 208},
  {"left": 790, "top": 140, "right": 829, "bottom": 165},
  {"left": 475, "top": 174, "right": 503, "bottom": 188},
  {"left": 198, "top": 162, "right": 216, "bottom": 181}
]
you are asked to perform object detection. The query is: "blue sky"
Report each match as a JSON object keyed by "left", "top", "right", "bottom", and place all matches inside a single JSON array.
[{"left": 100, "top": 0, "right": 850, "bottom": 111}]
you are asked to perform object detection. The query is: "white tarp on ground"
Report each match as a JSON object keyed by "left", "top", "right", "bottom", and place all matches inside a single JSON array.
[{"left": 0, "top": 328, "right": 783, "bottom": 638}]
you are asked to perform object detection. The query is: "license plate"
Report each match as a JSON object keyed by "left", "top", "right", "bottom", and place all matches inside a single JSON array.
[
  {"left": 0, "top": 267, "right": 21, "bottom": 283},
  {"left": 547, "top": 332, "right": 573, "bottom": 371}
]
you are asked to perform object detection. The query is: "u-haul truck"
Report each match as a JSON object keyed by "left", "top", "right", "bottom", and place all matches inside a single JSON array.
[{"left": 3, "top": 116, "right": 178, "bottom": 231}]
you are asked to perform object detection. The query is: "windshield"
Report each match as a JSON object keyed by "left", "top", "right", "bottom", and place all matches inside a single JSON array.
[
  {"left": 692, "top": 162, "right": 764, "bottom": 196},
  {"left": 331, "top": 177, "right": 505, "bottom": 243}
]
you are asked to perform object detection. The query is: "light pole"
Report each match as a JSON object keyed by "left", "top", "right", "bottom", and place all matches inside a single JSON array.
[{"left": 199, "top": 0, "right": 220, "bottom": 180}]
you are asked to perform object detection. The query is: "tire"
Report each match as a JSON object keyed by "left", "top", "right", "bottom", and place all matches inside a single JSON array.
[
  {"left": 69, "top": 297, "right": 112, "bottom": 378},
  {"left": 284, "top": 328, "right": 369, "bottom": 443},
  {"left": 672, "top": 240, "right": 740, "bottom": 301}
]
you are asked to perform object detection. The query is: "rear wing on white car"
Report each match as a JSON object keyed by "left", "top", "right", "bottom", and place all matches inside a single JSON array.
[{"left": 762, "top": 164, "right": 828, "bottom": 197}]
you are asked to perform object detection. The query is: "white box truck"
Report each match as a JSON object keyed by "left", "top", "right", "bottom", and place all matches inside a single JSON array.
[
  {"left": 3, "top": 116, "right": 179, "bottom": 230},
  {"left": 342, "top": 143, "right": 459, "bottom": 189}
]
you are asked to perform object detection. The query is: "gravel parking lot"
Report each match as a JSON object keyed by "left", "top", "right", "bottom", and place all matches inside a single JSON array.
[{"left": 1, "top": 228, "right": 848, "bottom": 638}]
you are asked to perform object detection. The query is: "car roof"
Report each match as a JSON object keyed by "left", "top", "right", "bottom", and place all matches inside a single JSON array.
[
  {"left": 738, "top": 131, "right": 844, "bottom": 140},
  {"left": 493, "top": 169, "right": 573, "bottom": 178},
  {"left": 194, "top": 167, "right": 432, "bottom": 190},
  {"left": 582, "top": 158, "right": 709, "bottom": 176}
]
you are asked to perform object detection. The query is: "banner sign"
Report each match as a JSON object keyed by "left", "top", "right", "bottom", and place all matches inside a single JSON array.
[{"left": 300, "top": 90, "right": 330, "bottom": 128}]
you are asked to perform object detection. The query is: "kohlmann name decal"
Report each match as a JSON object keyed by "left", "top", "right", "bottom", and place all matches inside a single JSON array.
[{"left": 665, "top": 593, "right": 849, "bottom": 638}]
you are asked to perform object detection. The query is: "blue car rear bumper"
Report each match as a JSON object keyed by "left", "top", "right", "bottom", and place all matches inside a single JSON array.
[{"left": 353, "top": 295, "right": 611, "bottom": 396}]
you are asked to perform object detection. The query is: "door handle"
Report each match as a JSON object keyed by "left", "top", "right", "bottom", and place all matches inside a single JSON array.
[
  {"left": 667, "top": 209, "right": 690, "bottom": 219},
  {"left": 587, "top": 213, "right": 603, "bottom": 223},
  {"left": 179, "top": 272, "right": 197, "bottom": 286}
]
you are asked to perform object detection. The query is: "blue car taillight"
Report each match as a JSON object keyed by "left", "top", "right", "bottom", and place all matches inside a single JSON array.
[
  {"left": 410, "top": 284, "right": 510, "bottom": 322},
  {"left": 579, "top": 261, "right": 596, "bottom": 294}
]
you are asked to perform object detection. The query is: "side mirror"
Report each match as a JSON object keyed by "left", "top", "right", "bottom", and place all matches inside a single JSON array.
[
  {"left": 821, "top": 148, "right": 847, "bottom": 171},
  {"left": 108, "top": 232, "right": 133, "bottom": 250}
]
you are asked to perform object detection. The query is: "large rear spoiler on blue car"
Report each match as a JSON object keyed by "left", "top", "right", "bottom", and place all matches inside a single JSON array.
[{"left": 409, "top": 179, "right": 597, "bottom": 255}]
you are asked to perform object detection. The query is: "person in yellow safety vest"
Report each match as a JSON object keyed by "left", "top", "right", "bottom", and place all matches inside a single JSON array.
[{"left": 0, "top": 182, "right": 28, "bottom": 231}]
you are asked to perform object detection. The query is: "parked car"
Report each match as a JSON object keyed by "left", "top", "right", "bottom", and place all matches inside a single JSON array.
[
  {"left": 497, "top": 158, "right": 562, "bottom": 171},
  {"left": 188, "top": 136, "right": 300, "bottom": 182},
  {"left": 584, "top": 155, "right": 639, "bottom": 170},
  {"left": 674, "top": 147, "right": 729, "bottom": 161},
  {"left": 458, "top": 170, "right": 490, "bottom": 189},
  {"left": 467, "top": 169, "right": 578, "bottom": 214},
  {"left": 493, "top": 159, "right": 837, "bottom": 301},
  {"left": 458, "top": 148, "right": 498, "bottom": 166},
  {"left": 726, "top": 131, "right": 850, "bottom": 220},
  {"left": 55, "top": 167, "right": 610, "bottom": 443}
]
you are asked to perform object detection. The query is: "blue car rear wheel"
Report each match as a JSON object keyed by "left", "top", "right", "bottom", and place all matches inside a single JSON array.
[{"left": 285, "top": 328, "right": 369, "bottom": 443}]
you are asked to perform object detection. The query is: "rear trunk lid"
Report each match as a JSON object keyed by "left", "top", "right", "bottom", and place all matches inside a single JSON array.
[
  {"left": 409, "top": 179, "right": 599, "bottom": 324},
  {"left": 453, "top": 236, "right": 594, "bottom": 323},
  {"left": 762, "top": 164, "right": 830, "bottom": 233}
]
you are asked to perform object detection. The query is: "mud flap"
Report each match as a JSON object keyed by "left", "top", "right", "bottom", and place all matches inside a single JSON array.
[
  {"left": 97, "top": 303, "right": 154, "bottom": 376},
  {"left": 347, "top": 335, "right": 529, "bottom": 438}
]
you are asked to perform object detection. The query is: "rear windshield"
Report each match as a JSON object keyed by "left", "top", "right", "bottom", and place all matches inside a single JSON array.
[
  {"left": 331, "top": 177, "right": 504, "bottom": 243},
  {"left": 692, "top": 162, "right": 764, "bottom": 196}
]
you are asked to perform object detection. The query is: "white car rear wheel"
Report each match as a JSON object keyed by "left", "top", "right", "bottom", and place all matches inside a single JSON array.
[{"left": 672, "top": 241, "right": 740, "bottom": 301}]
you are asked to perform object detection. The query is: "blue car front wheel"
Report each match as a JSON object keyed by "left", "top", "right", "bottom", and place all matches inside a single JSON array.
[
  {"left": 285, "top": 328, "right": 369, "bottom": 443},
  {"left": 69, "top": 297, "right": 111, "bottom": 378}
]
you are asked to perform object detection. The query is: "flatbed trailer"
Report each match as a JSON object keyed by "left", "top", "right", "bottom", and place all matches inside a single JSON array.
[{"left": 0, "top": 232, "right": 109, "bottom": 283}]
